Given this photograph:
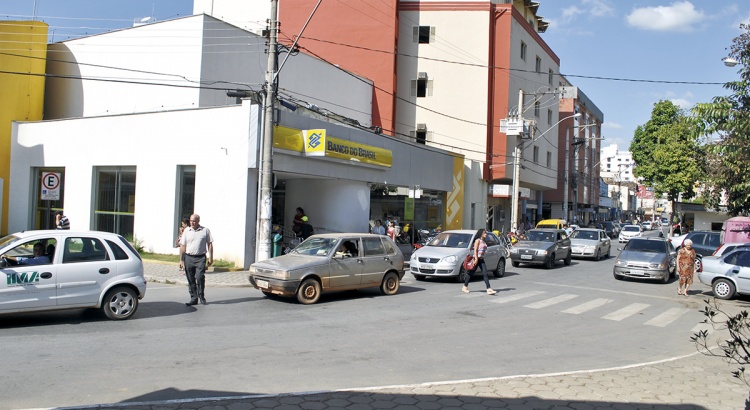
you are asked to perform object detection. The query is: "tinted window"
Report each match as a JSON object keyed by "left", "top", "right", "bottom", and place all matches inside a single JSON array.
[
  {"left": 380, "top": 237, "right": 396, "bottom": 254},
  {"left": 708, "top": 233, "right": 721, "bottom": 248},
  {"left": 106, "top": 239, "right": 130, "bottom": 260},
  {"left": 690, "top": 233, "right": 706, "bottom": 246},
  {"left": 484, "top": 233, "right": 499, "bottom": 246},
  {"left": 63, "top": 237, "right": 110, "bottom": 263},
  {"left": 363, "top": 237, "right": 386, "bottom": 256},
  {"left": 736, "top": 251, "right": 750, "bottom": 268}
]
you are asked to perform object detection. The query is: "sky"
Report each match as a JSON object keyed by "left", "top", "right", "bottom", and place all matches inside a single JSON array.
[{"left": 2, "top": 0, "right": 749, "bottom": 153}]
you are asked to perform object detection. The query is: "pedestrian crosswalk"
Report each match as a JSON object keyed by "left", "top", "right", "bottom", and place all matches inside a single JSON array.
[{"left": 457, "top": 289, "right": 706, "bottom": 331}]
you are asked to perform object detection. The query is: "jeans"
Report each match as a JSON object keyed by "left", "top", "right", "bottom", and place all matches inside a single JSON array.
[{"left": 464, "top": 258, "right": 491, "bottom": 288}]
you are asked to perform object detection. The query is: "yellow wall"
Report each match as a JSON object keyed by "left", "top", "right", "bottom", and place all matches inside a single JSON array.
[{"left": 0, "top": 21, "right": 48, "bottom": 234}]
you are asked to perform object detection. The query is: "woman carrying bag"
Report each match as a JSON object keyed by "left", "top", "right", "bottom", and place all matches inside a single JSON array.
[{"left": 461, "top": 229, "right": 497, "bottom": 295}]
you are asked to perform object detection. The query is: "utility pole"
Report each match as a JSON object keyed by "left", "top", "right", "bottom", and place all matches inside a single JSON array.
[
  {"left": 510, "top": 89, "right": 524, "bottom": 232},
  {"left": 256, "top": 0, "right": 279, "bottom": 261}
]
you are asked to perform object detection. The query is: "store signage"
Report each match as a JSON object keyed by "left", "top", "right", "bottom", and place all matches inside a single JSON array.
[{"left": 274, "top": 125, "right": 392, "bottom": 167}]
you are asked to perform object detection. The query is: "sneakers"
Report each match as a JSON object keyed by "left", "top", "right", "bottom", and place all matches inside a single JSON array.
[
  {"left": 461, "top": 285, "right": 470, "bottom": 293},
  {"left": 486, "top": 288, "right": 497, "bottom": 295}
]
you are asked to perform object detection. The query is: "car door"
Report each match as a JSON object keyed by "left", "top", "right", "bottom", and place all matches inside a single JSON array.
[
  {"left": 55, "top": 236, "right": 118, "bottom": 307},
  {"left": 328, "top": 237, "right": 362, "bottom": 289},
  {"left": 729, "top": 251, "right": 750, "bottom": 293},
  {"left": 482, "top": 232, "right": 501, "bottom": 270},
  {"left": 360, "top": 237, "right": 396, "bottom": 287},
  {"left": 557, "top": 231, "right": 571, "bottom": 257},
  {"left": 0, "top": 237, "right": 58, "bottom": 312},
  {"left": 599, "top": 230, "right": 611, "bottom": 254}
]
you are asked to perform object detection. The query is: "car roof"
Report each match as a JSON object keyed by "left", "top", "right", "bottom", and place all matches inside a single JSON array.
[
  {"left": 530, "top": 228, "right": 565, "bottom": 232},
  {"left": 575, "top": 228, "right": 602, "bottom": 232},
  {"left": 4, "top": 230, "right": 122, "bottom": 238},
  {"left": 627, "top": 237, "right": 667, "bottom": 242},
  {"left": 309, "top": 233, "right": 394, "bottom": 239}
]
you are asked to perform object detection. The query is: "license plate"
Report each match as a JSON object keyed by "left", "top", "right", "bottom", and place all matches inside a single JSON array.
[
  {"left": 629, "top": 269, "right": 646, "bottom": 276},
  {"left": 256, "top": 279, "right": 269, "bottom": 289},
  {"left": 422, "top": 264, "right": 433, "bottom": 270},
  {"left": 521, "top": 255, "right": 533, "bottom": 260}
]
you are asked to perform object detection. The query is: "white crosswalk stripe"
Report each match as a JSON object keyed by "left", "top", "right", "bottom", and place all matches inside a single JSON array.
[
  {"left": 645, "top": 307, "right": 690, "bottom": 327},
  {"left": 602, "top": 303, "right": 650, "bottom": 321},
  {"left": 489, "top": 290, "right": 546, "bottom": 304},
  {"left": 562, "top": 298, "right": 613, "bottom": 314},
  {"left": 524, "top": 294, "right": 579, "bottom": 309}
]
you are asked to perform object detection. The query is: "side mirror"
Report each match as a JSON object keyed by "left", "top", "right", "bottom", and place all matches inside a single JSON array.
[{"left": 0, "top": 258, "right": 6, "bottom": 268}]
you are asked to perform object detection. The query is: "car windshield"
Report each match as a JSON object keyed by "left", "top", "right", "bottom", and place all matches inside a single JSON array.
[
  {"left": 571, "top": 230, "right": 597, "bottom": 240},
  {"left": 623, "top": 226, "right": 640, "bottom": 232},
  {"left": 291, "top": 237, "right": 338, "bottom": 256},
  {"left": 526, "top": 231, "right": 555, "bottom": 242},
  {"left": 624, "top": 239, "right": 666, "bottom": 253},
  {"left": 427, "top": 232, "right": 473, "bottom": 248}
]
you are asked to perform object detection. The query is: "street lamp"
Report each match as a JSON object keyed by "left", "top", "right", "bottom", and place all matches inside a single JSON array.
[
  {"left": 723, "top": 57, "right": 739, "bottom": 67},
  {"left": 510, "top": 112, "right": 581, "bottom": 232}
]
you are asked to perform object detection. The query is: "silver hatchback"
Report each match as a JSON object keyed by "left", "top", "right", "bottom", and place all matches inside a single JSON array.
[
  {"left": 409, "top": 230, "right": 508, "bottom": 282},
  {"left": 613, "top": 237, "right": 676, "bottom": 283},
  {"left": 248, "top": 233, "right": 404, "bottom": 304},
  {"left": 0, "top": 230, "right": 147, "bottom": 320}
]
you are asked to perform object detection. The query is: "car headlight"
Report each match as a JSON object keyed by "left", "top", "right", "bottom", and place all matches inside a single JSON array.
[
  {"left": 510, "top": 248, "right": 519, "bottom": 253},
  {"left": 248, "top": 266, "right": 256, "bottom": 274},
  {"left": 615, "top": 260, "right": 627, "bottom": 266},
  {"left": 442, "top": 255, "right": 457, "bottom": 264},
  {"left": 536, "top": 250, "right": 548, "bottom": 256},
  {"left": 584, "top": 246, "right": 596, "bottom": 252},
  {"left": 410, "top": 253, "right": 417, "bottom": 261}
]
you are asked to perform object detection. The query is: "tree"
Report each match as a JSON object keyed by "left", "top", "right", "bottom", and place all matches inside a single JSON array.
[
  {"left": 630, "top": 100, "right": 701, "bottom": 235},
  {"left": 693, "top": 23, "right": 750, "bottom": 216}
]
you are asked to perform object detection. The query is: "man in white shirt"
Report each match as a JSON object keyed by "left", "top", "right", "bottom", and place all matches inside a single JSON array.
[
  {"left": 371, "top": 219, "right": 385, "bottom": 235},
  {"left": 179, "top": 214, "right": 214, "bottom": 306}
]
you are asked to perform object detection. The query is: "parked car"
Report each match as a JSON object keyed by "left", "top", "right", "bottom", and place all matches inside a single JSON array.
[
  {"left": 668, "top": 232, "right": 688, "bottom": 249},
  {"left": 712, "top": 242, "right": 750, "bottom": 257},
  {"left": 613, "top": 237, "right": 676, "bottom": 283},
  {"left": 679, "top": 231, "right": 721, "bottom": 272},
  {"left": 698, "top": 248, "right": 750, "bottom": 300},
  {"left": 618, "top": 225, "right": 642, "bottom": 243},
  {"left": 570, "top": 228, "right": 611, "bottom": 260},
  {"left": 410, "top": 230, "right": 508, "bottom": 283},
  {"left": 248, "top": 233, "right": 404, "bottom": 304},
  {"left": 603, "top": 221, "right": 619, "bottom": 239},
  {"left": 509, "top": 229, "right": 572, "bottom": 269},
  {"left": 0, "top": 230, "right": 147, "bottom": 320}
]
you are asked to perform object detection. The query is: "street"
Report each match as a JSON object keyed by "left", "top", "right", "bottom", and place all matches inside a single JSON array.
[{"left": 0, "top": 228, "right": 739, "bottom": 409}]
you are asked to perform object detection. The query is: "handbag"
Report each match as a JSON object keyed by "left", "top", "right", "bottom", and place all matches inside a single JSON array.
[{"left": 463, "top": 254, "right": 477, "bottom": 271}]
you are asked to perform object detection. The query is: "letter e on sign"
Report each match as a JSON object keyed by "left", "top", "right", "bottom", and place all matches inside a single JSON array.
[{"left": 41, "top": 172, "right": 61, "bottom": 200}]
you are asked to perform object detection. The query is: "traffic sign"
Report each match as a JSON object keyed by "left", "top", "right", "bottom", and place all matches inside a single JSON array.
[{"left": 41, "top": 172, "right": 61, "bottom": 200}]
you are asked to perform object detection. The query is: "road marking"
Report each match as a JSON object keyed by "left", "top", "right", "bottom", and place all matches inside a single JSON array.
[
  {"left": 645, "top": 307, "right": 690, "bottom": 327},
  {"left": 602, "top": 303, "right": 650, "bottom": 321},
  {"left": 530, "top": 282, "right": 688, "bottom": 301},
  {"left": 524, "top": 294, "right": 578, "bottom": 309},
  {"left": 489, "top": 290, "right": 546, "bottom": 304},
  {"left": 562, "top": 298, "right": 613, "bottom": 314}
]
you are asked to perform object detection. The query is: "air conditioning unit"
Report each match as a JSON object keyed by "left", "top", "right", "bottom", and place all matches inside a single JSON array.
[
  {"left": 418, "top": 72, "right": 428, "bottom": 79},
  {"left": 417, "top": 123, "right": 427, "bottom": 131}
]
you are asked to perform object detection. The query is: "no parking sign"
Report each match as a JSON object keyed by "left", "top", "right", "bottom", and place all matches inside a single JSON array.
[{"left": 41, "top": 172, "right": 61, "bottom": 200}]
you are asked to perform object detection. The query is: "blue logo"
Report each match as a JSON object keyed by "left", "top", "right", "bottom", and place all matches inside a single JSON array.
[{"left": 308, "top": 132, "right": 322, "bottom": 149}]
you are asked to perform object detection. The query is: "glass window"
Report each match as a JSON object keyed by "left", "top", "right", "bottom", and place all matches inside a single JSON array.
[
  {"left": 735, "top": 251, "right": 750, "bottom": 268},
  {"left": 535, "top": 56, "right": 541, "bottom": 73},
  {"left": 548, "top": 69, "right": 554, "bottom": 85},
  {"left": 534, "top": 101, "right": 540, "bottom": 118},
  {"left": 94, "top": 167, "right": 136, "bottom": 238},
  {"left": 690, "top": 233, "right": 706, "bottom": 246},
  {"left": 484, "top": 233, "right": 499, "bottom": 246},
  {"left": 31, "top": 168, "right": 66, "bottom": 230},
  {"left": 106, "top": 239, "right": 130, "bottom": 260},
  {"left": 363, "top": 237, "right": 386, "bottom": 256},
  {"left": 2, "top": 238, "right": 56, "bottom": 266},
  {"left": 708, "top": 233, "right": 721, "bottom": 248},
  {"left": 413, "top": 26, "right": 434, "bottom": 44},
  {"left": 380, "top": 237, "right": 396, "bottom": 254},
  {"left": 533, "top": 146, "right": 539, "bottom": 163},
  {"left": 63, "top": 237, "right": 110, "bottom": 263},
  {"left": 520, "top": 41, "right": 527, "bottom": 60},
  {"left": 411, "top": 77, "right": 432, "bottom": 98}
]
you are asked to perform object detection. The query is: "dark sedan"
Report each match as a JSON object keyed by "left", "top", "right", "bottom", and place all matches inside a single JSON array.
[{"left": 509, "top": 229, "right": 571, "bottom": 269}]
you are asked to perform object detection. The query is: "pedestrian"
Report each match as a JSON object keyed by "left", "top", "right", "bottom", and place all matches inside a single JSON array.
[
  {"left": 300, "top": 216, "right": 314, "bottom": 240},
  {"left": 55, "top": 211, "right": 70, "bottom": 230},
  {"left": 462, "top": 229, "right": 497, "bottom": 295},
  {"left": 386, "top": 220, "right": 396, "bottom": 241},
  {"left": 292, "top": 207, "right": 306, "bottom": 238},
  {"left": 676, "top": 239, "right": 696, "bottom": 296},
  {"left": 174, "top": 217, "right": 190, "bottom": 272},
  {"left": 272, "top": 225, "right": 283, "bottom": 257},
  {"left": 179, "top": 214, "right": 214, "bottom": 306},
  {"left": 371, "top": 219, "right": 385, "bottom": 235}
]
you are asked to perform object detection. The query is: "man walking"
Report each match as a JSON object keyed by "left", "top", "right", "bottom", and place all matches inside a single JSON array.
[{"left": 179, "top": 214, "right": 214, "bottom": 306}]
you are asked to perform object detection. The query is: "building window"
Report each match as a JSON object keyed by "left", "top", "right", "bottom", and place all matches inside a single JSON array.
[
  {"left": 533, "top": 146, "right": 540, "bottom": 163},
  {"left": 32, "top": 167, "right": 66, "bottom": 229},
  {"left": 534, "top": 101, "right": 540, "bottom": 118},
  {"left": 177, "top": 165, "right": 195, "bottom": 232},
  {"left": 535, "top": 56, "right": 541, "bottom": 73},
  {"left": 547, "top": 151, "right": 552, "bottom": 168},
  {"left": 94, "top": 166, "right": 136, "bottom": 238},
  {"left": 411, "top": 73, "right": 433, "bottom": 97},
  {"left": 548, "top": 69, "right": 554, "bottom": 85},
  {"left": 409, "top": 125, "right": 431, "bottom": 144},
  {"left": 413, "top": 26, "right": 435, "bottom": 44},
  {"left": 547, "top": 109, "right": 552, "bottom": 125},
  {"left": 520, "top": 41, "right": 527, "bottom": 61}
]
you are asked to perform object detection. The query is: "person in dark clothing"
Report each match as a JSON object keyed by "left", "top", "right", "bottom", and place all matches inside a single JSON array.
[{"left": 300, "top": 216, "right": 314, "bottom": 240}]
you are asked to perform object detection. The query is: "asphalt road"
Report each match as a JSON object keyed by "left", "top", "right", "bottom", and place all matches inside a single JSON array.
[{"left": 1, "top": 228, "right": 738, "bottom": 409}]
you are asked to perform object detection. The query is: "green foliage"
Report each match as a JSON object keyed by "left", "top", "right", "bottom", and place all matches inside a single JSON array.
[
  {"left": 692, "top": 23, "right": 750, "bottom": 216},
  {"left": 692, "top": 299, "right": 750, "bottom": 386},
  {"left": 125, "top": 233, "right": 145, "bottom": 253}
]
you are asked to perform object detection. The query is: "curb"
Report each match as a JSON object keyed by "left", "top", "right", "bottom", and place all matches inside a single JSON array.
[{"left": 144, "top": 275, "right": 252, "bottom": 288}]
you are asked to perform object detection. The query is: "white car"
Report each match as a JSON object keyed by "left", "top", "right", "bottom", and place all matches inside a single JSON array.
[
  {"left": 641, "top": 221, "right": 652, "bottom": 231},
  {"left": 0, "top": 230, "right": 147, "bottom": 320},
  {"left": 698, "top": 248, "right": 750, "bottom": 300},
  {"left": 410, "top": 230, "right": 508, "bottom": 282},
  {"left": 618, "top": 225, "right": 642, "bottom": 243}
]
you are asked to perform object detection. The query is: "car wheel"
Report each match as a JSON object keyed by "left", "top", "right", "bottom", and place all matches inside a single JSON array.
[
  {"left": 413, "top": 274, "right": 426, "bottom": 281},
  {"left": 380, "top": 272, "right": 400, "bottom": 295},
  {"left": 613, "top": 272, "right": 622, "bottom": 280},
  {"left": 606, "top": 246, "right": 610, "bottom": 259},
  {"left": 545, "top": 255, "right": 555, "bottom": 269},
  {"left": 713, "top": 278, "right": 736, "bottom": 300},
  {"left": 458, "top": 267, "right": 471, "bottom": 283},
  {"left": 297, "top": 278, "right": 321, "bottom": 304},
  {"left": 660, "top": 271, "right": 670, "bottom": 284},
  {"left": 512, "top": 261, "right": 520, "bottom": 268},
  {"left": 564, "top": 252, "right": 572, "bottom": 266},
  {"left": 494, "top": 258, "right": 506, "bottom": 278},
  {"left": 101, "top": 286, "right": 139, "bottom": 320},
  {"left": 695, "top": 257, "right": 702, "bottom": 273}
]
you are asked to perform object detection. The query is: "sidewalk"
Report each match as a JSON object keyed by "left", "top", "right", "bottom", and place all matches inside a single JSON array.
[{"left": 138, "top": 260, "right": 750, "bottom": 410}]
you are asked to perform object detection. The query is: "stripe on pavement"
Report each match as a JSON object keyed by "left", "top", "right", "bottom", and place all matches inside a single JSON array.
[
  {"left": 645, "top": 307, "right": 690, "bottom": 327},
  {"left": 524, "top": 294, "right": 579, "bottom": 309},
  {"left": 602, "top": 303, "right": 650, "bottom": 321},
  {"left": 489, "top": 290, "right": 546, "bottom": 304},
  {"left": 562, "top": 298, "right": 613, "bottom": 314}
]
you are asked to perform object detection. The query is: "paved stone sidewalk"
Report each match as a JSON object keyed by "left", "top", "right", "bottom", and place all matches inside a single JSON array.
[{"left": 143, "top": 261, "right": 251, "bottom": 288}]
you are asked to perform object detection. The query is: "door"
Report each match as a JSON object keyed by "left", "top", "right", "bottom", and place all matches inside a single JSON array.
[
  {"left": 360, "top": 237, "right": 396, "bottom": 287},
  {"left": 729, "top": 250, "right": 750, "bottom": 293},
  {"left": 328, "top": 237, "right": 362, "bottom": 289},
  {"left": 0, "top": 237, "right": 58, "bottom": 312},
  {"left": 56, "top": 236, "right": 118, "bottom": 307}
]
